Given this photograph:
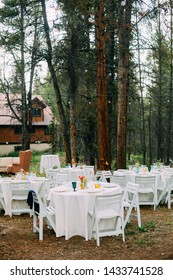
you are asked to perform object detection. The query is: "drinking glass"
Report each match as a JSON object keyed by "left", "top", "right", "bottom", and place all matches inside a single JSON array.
[{"left": 72, "top": 181, "right": 77, "bottom": 191}]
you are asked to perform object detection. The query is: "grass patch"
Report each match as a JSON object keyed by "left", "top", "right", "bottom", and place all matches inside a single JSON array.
[
  {"left": 138, "top": 221, "right": 156, "bottom": 233},
  {"left": 138, "top": 239, "right": 147, "bottom": 246}
]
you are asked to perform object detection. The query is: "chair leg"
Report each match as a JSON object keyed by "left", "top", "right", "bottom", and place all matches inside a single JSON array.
[
  {"left": 96, "top": 219, "right": 100, "bottom": 246},
  {"left": 121, "top": 218, "right": 125, "bottom": 242},
  {"left": 33, "top": 213, "right": 37, "bottom": 233},
  {"left": 168, "top": 190, "right": 171, "bottom": 209},
  {"left": 136, "top": 205, "right": 141, "bottom": 227},
  {"left": 89, "top": 214, "right": 95, "bottom": 240},
  {"left": 39, "top": 215, "right": 43, "bottom": 241},
  {"left": 115, "top": 216, "right": 125, "bottom": 242},
  {"left": 124, "top": 207, "right": 132, "bottom": 228}
]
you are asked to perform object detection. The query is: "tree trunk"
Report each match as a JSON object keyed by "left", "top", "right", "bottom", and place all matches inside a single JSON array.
[
  {"left": 136, "top": 7, "right": 146, "bottom": 165},
  {"left": 157, "top": 3, "right": 164, "bottom": 162},
  {"left": 106, "top": 0, "right": 116, "bottom": 168},
  {"left": 68, "top": 29, "right": 78, "bottom": 164},
  {"left": 148, "top": 100, "right": 152, "bottom": 167},
  {"left": 96, "top": 0, "right": 110, "bottom": 170},
  {"left": 117, "top": 0, "right": 133, "bottom": 169},
  {"left": 41, "top": 0, "right": 71, "bottom": 163},
  {"left": 166, "top": 1, "right": 173, "bottom": 164},
  {"left": 26, "top": 9, "right": 40, "bottom": 151},
  {"left": 20, "top": 4, "right": 28, "bottom": 151}
]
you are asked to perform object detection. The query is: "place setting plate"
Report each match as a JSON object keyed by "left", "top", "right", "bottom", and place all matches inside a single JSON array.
[
  {"left": 100, "top": 182, "right": 119, "bottom": 188},
  {"left": 87, "top": 188, "right": 103, "bottom": 193}
]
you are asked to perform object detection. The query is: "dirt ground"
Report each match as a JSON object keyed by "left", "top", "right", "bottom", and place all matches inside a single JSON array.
[{"left": 0, "top": 204, "right": 173, "bottom": 260}]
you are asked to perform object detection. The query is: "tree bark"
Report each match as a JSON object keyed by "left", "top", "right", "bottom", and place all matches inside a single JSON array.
[
  {"left": 96, "top": 0, "right": 110, "bottom": 170},
  {"left": 20, "top": 4, "right": 28, "bottom": 151},
  {"left": 117, "top": 0, "right": 133, "bottom": 169},
  {"left": 68, "top": 29, "right": 78, "bottom": 164},
  {"left": 40, "top": 0, "right": 71, "bottom": 163}
]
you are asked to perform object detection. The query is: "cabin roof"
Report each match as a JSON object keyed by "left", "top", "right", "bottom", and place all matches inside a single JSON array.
[{"left": 0, "top": 93, "right": 53, "bottom": 126}]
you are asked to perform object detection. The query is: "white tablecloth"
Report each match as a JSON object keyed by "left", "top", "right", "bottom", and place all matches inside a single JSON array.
[
  {"left": 40, "top": 155, "right": 60, "bottom": 173},
  {"left": 50, "top": 183, "right": 121, "bottom": 240},
  {"left": 59, "top": 167, "right": 94, "bottom": 182}
]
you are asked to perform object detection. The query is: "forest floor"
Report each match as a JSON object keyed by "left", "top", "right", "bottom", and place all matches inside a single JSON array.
[{"left": 0, "top": 204, "right": 173, "bottom": 260}]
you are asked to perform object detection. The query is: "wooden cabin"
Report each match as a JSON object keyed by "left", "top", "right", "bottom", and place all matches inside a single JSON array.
[{"left": 0, "top": 93, "right": 53, "bottom": 151}]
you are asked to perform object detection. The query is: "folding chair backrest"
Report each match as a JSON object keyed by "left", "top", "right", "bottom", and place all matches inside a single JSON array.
[
  {"left": 165, "top": 175, "right": 173, "bottom": 190},
  {"left": 94, "top": 170, "right": 103, "bottom": 181},
  {"left": 40, "top": 179, "right": 56, "bottom": 205},
  {"left": 55, "top": 173, "right": 68, "bottom": 185},
  {"left": 163, "top": 172, "right": 173, "bottom": 184},
  {"left": 95, "top": 192, "right": 122, "bottom": 213},
  {"left": 0, "top": 183, "right": 5, "bottom": 209},
  {"left": 47, "top": 170, "right": 60, "bottom": 180},
  {"left": 36, "top": 187, "right": 55, "bottom": 231},
  {"left": 135, "top": 176, "right": 155, "bottom": 190},
  {"left": 10, "top": 181, "right": 31, "bottom": 197},
  {"left": 10, "top": 181, "right": 31, "bottom": 216},
  {"left": 110, "top": 175, "right": 127, "bottom": 191},
  {"left": 101, "top": 170, "right": 112, "bottom": 182},
  {"left": 122, "top": 182, "right": 141, "bottom": 227},
  {"left": 44, "top": 179, "right": 56, "bottom": 189},
  {"left": 123, "top": 182, "right": 139, "bottom": 205}
]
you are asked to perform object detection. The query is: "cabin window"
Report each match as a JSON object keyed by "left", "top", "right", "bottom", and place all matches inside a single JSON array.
[{"left": 32, "top": 108, "right": 41, "bottom": 117}]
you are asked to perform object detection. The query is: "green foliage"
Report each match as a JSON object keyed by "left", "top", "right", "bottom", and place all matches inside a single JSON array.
[{"left": 138, "top": 221, "right": 156, "bottom": 232}]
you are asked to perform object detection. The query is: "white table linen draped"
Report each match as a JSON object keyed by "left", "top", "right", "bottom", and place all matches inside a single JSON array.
[
  {"left": 59, "top": 167, "right": 94, "bottom": 182},
  {"left": 49, "top": 183, "right": 121, "bottom": 241},
  {"left": 40, "top": 155, "right": 60, "bottom": 173}
]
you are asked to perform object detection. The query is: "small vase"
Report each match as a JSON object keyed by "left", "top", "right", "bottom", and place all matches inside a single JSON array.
[{"left": 80, "top": 182, "right": 85, "bottom": 189}]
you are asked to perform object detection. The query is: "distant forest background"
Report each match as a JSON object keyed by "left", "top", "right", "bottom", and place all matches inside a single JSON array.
[{"left": 0, "top": 0, "right": 173, "bottom": 170}]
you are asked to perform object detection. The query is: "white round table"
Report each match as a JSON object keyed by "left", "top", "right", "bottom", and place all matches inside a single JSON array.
[{"left": 50, "top": 183, "right": 121, "bottom": 240}]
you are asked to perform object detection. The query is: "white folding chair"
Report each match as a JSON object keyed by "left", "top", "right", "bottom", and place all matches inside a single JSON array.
[
  {"left": 110, "top": 175, "right": 127, "bottom": 193},
  {"left": 101, "top": 170, "right": 112, "bottom": 182},
  {"left": 135, "top": 175, "right": 157, "bottom": 210},
  {"left": 32, "top": 186, "right": 56, "bottom": 241},
  {"left": 82, "top": 167, "right": 95, "bottom": 181},
  {"left": 0, "top": 184, "right": 5, "bottom": 211},
  {"left": 41, "top": 179, "right": 56, "bottom": 206},
  {"left": 89, "top": 192, "right": 125, "bottom": 246},
  {"left": 55, "top": 173, "right": 68, "bottom": 185},
  {"left": 157, "top": 175, "right": 173, "bottom": 209},
  {"left": 122, "top": 182, "right": 141, "bottom": 227},
  {"left": 10, "top": 181, "right": 31, "bottom": 217},
  {"left": 94, "top": 170, "right": 103, "bottom": 181},
  {"left": 44, "top": 178, "right": 56, "bottom": 190},
  {"left": 162, "top": 171, "right": 173, "bottom": 184},
  {"left": 46, "top": 169, "right": 59, "bottom": 180}
]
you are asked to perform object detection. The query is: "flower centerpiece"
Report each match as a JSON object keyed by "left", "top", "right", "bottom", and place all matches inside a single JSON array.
[
  {"left": 79, "top": 175, "right": 86, "bottom": 189},
  {"left": 135, "top": 161, "right": 140, "bottom": 174}
]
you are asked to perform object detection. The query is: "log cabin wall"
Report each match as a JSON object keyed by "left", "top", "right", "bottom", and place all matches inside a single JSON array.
[{"left": 0, "top": 126, "right": 51, "bottom": 144}]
